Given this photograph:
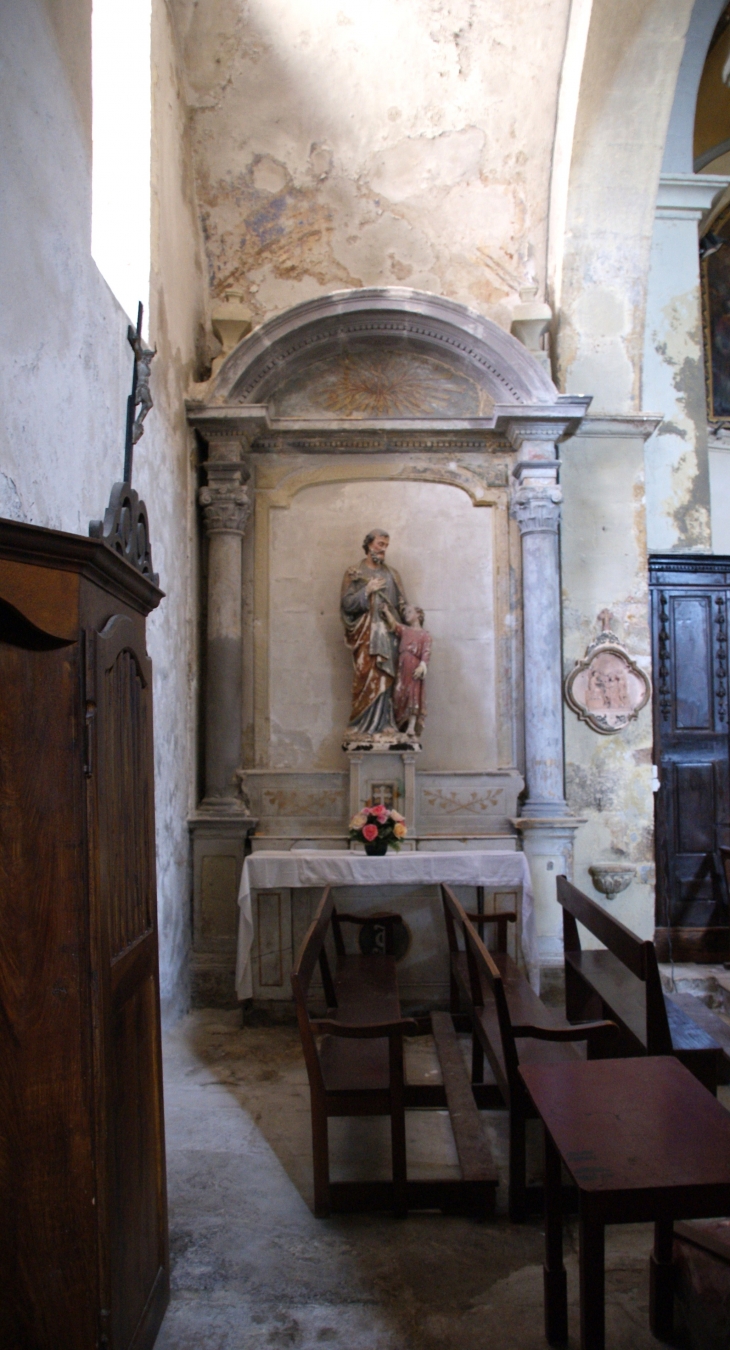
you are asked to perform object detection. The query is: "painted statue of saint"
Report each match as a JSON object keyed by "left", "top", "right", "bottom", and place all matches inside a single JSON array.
[
  {"left": 392, "top": 605, "right": 432, "bottom": 738},
  {"left": 340, "top": 529, "right": 407, "bottom": 740}
]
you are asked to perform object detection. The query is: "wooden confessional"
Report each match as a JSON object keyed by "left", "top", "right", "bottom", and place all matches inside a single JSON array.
[{"left": 0, "top": 517, "right": 169, "bottom": 1350}]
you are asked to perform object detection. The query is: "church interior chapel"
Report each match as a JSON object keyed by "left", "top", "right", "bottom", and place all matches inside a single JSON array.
[{"left": 9, "top": 0, "right": 730, "bottom": 1346}]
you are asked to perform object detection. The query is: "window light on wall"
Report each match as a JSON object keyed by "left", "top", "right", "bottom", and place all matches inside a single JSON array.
[{"left": 91, "top": 0, "right": 151, "bottom": 336}]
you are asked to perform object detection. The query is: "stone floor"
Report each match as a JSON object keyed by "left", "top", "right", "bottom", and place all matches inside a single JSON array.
[{"left": 153, "top": 1010, "right": 714, "bottom": 1349}]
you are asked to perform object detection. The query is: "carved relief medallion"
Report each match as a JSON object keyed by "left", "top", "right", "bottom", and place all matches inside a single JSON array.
[{"left": 564, "top": 630, "right": 651, "bottom": 735}]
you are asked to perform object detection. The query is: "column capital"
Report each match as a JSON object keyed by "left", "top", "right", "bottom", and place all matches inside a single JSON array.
[
  {"left": 199, "top": 481, "right": 251, "bottom": 536},
  {"left": 199, "top": 459, "right": 252, "bottom": 536},
  {"left": 510, "top": 483, "right": 562, "bottom": 535}
]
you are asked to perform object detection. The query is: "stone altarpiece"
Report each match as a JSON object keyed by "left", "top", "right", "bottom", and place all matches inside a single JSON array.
[{"left": 187, "top": 289, "right": 590, "bottom": 1005}]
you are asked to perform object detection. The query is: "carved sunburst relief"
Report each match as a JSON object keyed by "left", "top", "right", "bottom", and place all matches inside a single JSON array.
[{"left": 272, "top": 349, "right": 486, "bottom": 418}]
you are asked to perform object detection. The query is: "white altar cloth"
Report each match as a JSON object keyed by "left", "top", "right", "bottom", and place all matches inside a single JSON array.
[{"left": 236, "top": 849, "right": 537, "bottom": 1000}]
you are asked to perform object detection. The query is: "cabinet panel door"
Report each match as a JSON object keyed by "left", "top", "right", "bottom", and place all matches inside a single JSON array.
[
  {"left": 651, "top": 566, "right": 730, "bottom": 947},
  {"left": 92, "top": 614, "right": 169, "bottom": 1350},
  {"left": 0, "top": 629, "right": 97, "bottom": 1350}
]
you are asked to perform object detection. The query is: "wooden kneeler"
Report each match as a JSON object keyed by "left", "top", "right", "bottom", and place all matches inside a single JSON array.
[{"left": 292, "top": 885, "right": 498, "bottom": 1218}]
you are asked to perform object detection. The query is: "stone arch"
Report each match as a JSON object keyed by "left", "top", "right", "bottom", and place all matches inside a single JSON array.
[
  {"left": 663, "top": 0, "right": 728, "bottom": 174},
  {"left": 551, "top": 0, "right": 700, "bottom": 410},
  {"left": 206, "top": 287, "right": 559, "bottom": 414}
]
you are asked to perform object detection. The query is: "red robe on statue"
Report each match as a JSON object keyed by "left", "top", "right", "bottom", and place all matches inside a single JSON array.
[{"left": 392, "top": 623, "right": 432, "bottom": 731}]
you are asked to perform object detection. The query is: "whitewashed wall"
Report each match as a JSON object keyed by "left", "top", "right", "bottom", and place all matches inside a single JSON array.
[{"left": 0, "top": 0, "right": 206, "bottom": 1019}]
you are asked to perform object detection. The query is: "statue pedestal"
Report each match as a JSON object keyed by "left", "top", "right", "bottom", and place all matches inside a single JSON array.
[{"left": 346, "top": 747, "right": 419, "bottom": 848}]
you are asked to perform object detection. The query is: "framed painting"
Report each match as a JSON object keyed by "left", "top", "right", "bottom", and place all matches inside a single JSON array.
[{"left": 701, "top": 197, "right": 730, "bottom": 424}]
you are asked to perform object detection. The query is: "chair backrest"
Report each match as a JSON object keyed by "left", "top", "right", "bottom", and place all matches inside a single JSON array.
[
  {"left": 291, "top": 886, "right": 335, "bottom": 1096},
  {"left": 556, "top": 876, "right": 671, "bottom": 1054},
  {"left": 441, "top": 884, "right": 521, "bottom": 1086},
  {"left": 440, "top": 885, "right": 517, "bottom": 962}
]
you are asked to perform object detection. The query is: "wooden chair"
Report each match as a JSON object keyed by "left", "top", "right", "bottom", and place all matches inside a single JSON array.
[{"left": 442, "top": 883, "right": 616, "bottom": 1220}]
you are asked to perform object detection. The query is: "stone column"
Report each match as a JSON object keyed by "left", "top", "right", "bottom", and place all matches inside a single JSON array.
[
  {"left": 509, "top": 426, "right": 584, "bottom": 984},
  {"left": 198, "top": 437, "right": 251, "bottom": 809},
  {"left": 510, "top": 448, "right": 566, "bottom": 817}
]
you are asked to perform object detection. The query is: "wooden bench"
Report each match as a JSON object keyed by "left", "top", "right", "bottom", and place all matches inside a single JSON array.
[
  {"left": 441, "top": 883, "right": 615, "bottom": 1221},
  {"left": 291, "top": 886, "right": 498, "bottom": 1218},
  {"left": 557, "top": 875, "right": 724, "bottom": 1093}
]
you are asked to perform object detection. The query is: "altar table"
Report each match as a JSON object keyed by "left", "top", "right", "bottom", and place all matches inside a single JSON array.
[{"left": 236, "top": 849, "right": 536, "bottom": 1001}]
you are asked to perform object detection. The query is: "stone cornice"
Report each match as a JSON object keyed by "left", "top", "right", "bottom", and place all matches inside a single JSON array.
[
  {"left": 655, "top": 172, "right": 730, "bottom": 220},
  {"left": 186, "top": 404, "right": 269, "bottom": 441},
  {"left": 574, "top": 414, "right": 664, "bottom": 440},
  {"left": 186, "top": 399, "right": 592, "bottom": 451}
]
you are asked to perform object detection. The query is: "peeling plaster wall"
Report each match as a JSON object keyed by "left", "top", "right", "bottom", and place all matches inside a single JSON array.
[
  {"left": 170, "top": 0, "right": 572, "bottom": 328},
  {"left": 560, "top": 424, "right": 655, "bottom": 945},
  {"left": 642, "top": 189, "right": 715, "bottom": 553},
  {"left": 639, "top": 0, "right": 730, "bottom": 557},
  {"left": 556, "top": 0, "right": 693, "bottom": 413},
  {"left": 0, "top": 0, "right": 206, "bottom": 1019}
]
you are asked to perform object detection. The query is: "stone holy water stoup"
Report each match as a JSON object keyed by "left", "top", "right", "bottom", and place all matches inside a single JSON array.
[{"left": 564, "top": 616, "right": 651, "bottom": 735}]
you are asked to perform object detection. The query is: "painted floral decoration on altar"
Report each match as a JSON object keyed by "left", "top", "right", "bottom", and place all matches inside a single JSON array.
[{"left": 349, "top": 805, "right": 407, "bottom": 855}]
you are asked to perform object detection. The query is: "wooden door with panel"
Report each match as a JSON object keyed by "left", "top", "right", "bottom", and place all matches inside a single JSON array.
[
  {"left": 87, "top": 607, "right": 169, "bottom": 1350},
  {"left": 650, "top": 557, "right": 730, "bottom": 962},
  {"left": 0, "top": 586, "right": 98, "bottom": 1350}
]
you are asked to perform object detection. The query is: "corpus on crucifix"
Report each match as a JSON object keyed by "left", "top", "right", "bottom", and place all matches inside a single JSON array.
[{"left": 124, "top": 302, "right": 157, "bottom": 485}]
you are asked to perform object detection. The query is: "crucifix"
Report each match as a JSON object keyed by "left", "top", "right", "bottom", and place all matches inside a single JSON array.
[
  {"left": 88, "top": 301, "right": 159, "bottom": 583},
  {"left": 123, "top": 302, "right": 157, "bottom": 486}
]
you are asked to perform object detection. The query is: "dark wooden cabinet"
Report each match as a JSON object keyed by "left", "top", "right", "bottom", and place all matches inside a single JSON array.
[
  {"left": 650, "top": 555, "right": 730, "bottom": 961},
  {"left": 0, "top": 520, "right": 169, "bottom": 1349}
]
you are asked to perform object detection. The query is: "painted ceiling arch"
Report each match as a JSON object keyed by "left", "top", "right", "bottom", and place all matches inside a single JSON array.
[{"left": 207, "top": 287, "right": 559, "bottom": 416}]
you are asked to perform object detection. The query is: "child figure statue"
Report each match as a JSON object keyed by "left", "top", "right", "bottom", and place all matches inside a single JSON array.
[{"left": 391, "top": 604, "right": 432, "bottom": 739}]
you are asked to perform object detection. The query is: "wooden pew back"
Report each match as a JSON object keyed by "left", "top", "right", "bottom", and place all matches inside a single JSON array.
[
  {"left": 442, "top": 886, "right": 522, "bottom": 1088},
  {"left": 557, "top": 875, "right": 672, "bottom": 1055}
]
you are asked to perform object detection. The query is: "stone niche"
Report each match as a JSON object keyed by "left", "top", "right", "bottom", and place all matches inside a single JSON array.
[{"left": 188, "top": 288, "right": 590, "bottom": 1003}]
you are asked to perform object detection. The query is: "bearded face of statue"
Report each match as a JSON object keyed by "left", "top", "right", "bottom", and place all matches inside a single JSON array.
[{"left": 366, "top": 532, "right": 389, "bottom": 565}]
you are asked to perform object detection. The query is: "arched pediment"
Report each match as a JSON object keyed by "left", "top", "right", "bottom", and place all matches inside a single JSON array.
[{"left": 208, "top": 287, "right": 559, "bottom": 414}]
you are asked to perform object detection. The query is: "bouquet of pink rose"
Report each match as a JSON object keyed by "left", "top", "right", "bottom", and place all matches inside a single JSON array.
[{"left": 349, "top": 804, "right": 407, "bottom": 854}]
